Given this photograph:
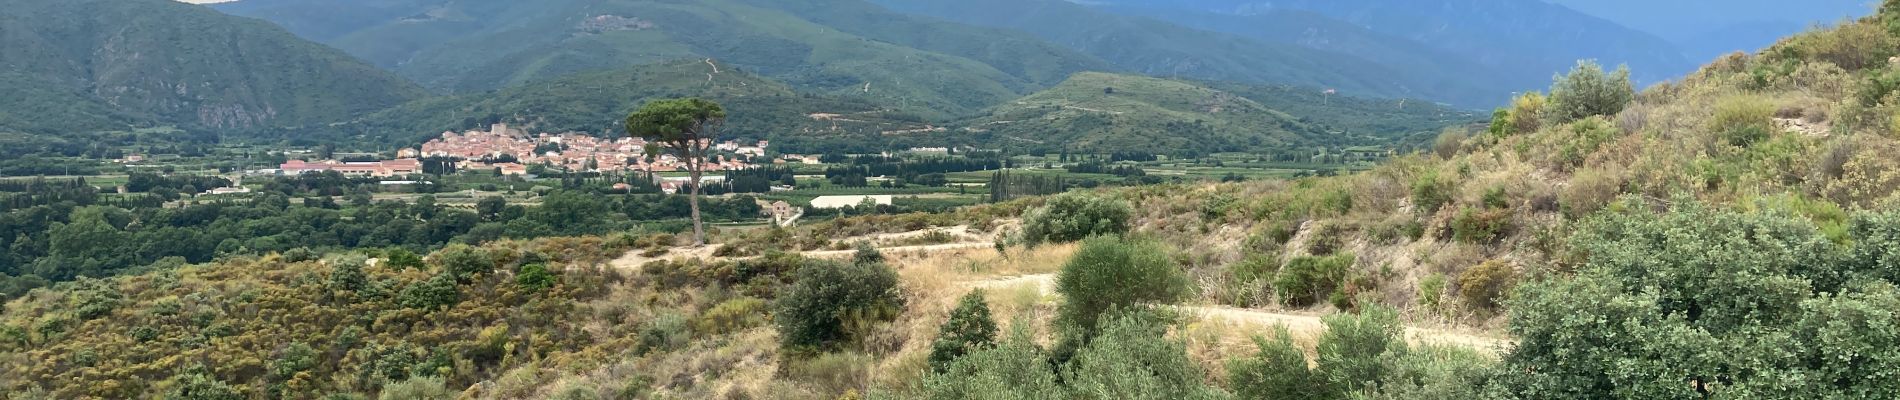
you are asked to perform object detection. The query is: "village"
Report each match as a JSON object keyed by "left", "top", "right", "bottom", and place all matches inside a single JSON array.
[{"left": 276, "top": 124, "right": 788, "bottom": 178}]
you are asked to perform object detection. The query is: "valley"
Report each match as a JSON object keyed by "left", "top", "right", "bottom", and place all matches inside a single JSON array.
[{"left": 3, "top": 0, "right": 1900, "bottom": 398}]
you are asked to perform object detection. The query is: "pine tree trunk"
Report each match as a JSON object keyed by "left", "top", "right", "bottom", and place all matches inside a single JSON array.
[{"left": 689, "top": 162, "right": 705, "bottom": 246}]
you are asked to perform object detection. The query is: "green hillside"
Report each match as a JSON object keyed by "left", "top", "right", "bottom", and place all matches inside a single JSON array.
[
  {"left": 321, "top": 60, "right": 932, "bottom": 152},
  {"left": 218, "top": 0, "right": 1114, "bottom": 120},
  {"left": 1210, "top": 82, "right": 1483, "bottom": 147},
  {"left": 868, "top": 0, "right": 1501, "bottom": 108},
  {"left": 953, "top": 72, "right": 1473, "bottom": 155},
  {"left": 0, "top": 0, "right": 426, "bottom": 134}
]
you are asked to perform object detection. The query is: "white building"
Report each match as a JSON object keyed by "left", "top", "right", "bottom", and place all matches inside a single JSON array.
[{"left": 810, "top": 195, "right": 894, "bottom": 209}]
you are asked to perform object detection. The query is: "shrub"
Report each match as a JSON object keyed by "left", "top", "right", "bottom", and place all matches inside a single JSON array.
[
  {"left": 1064, "top": 310, "right": 1226, "bottom": 399},
  {"left": 1545, "top": 61, "right": 1635, "bottom": 124},
  {"left": 514, "top": 263, "right": 556, "bottom": 292},
  {"left": 377, "top": 376, "right": 452, "bottom": 400},
  {"left": 1433, "top": 128, "right": 1468, "bottom": 159},
  {"left": 383, "top": 249, "right": 424, "bottom": 270},
  {"left": 851, "top": 242, "right": 885, "bottom": 265},
  {"left": 1481, "top": 186, "right": 1511, "bottom": 209},
  {"left": 397, "top": 273, "right": 460, "bottom": 311},
  {"left": 1450, "top": 207, "right": 1512, "bottom": 244},
  {"left": 1457, "top": 260, "right": 1516, "bottom": 310},
  {"left": 1055, "top": 236, "right": 1191, "bottom": 334},
  {"left": 1561, "top": 168, "right": 1623, "bottom": 218},
  {"left": 1418, "top": 274, "right": 1448, "bottom": 312},
  {"left": 1509, "top": 92, "right": 1548, "bottom": 135},
  {"left": 1022, "top": 193, "right": 1133, "bottom": 246},
  {"left": 1274, "top": 254, "right": 1355, "bottom": 307},
  {"left": 1230, "top": 327, "right": 1328, "bottom": 400},
  {"left": 433, "top": 244, "right": 494, "bottom": 279},
  {"left": 1306, "top": 223, "right": 1347, "bottom": 256},
  {"left": 282, "top": 247, "right": 319, "bottom": 263},
  {"left": 1711, "top": 95, "right": 1776, "bottom": 147},
  {"left": 328, "top": 256, "right": 368, "bottom": 293},
  {"left": 694, "top": 297, "right": 767, "bottom": 336},
  {"left": 928, "top": 290, "right": 998, "bottom": 372},
  {"left": 1411, "top": 170, "right": 1452, "bottom": 213},
  {"left": 783, "top": 352, "right": 874, "bottom": 395},
  {"left": 166, "top": 369, "right": 246, "bottom": 400},
  {"left": 1225, "top": 253, "right": 1279, "bottom": 307},
  {"left": 1823, "top": 139, "right": 1900, "bottom": 207},
  {"left": 1367, "top": 344, "right": 1492, "bottom": 399},
  {"left": 1554, "top": 117, "right": 1620, "bottom": 170},
  {"left": 1317, "top": 305, "right": 1405, "bottom": 395},
  {"left": 922, "top": 325, "right": 1066, "bottom": 399},
  {"left": 1486, "top": 108, "right": 1512, "bottom": 138},
  {"left": 775, "top": 259, "right": 904, "bottom": 352},
  {"left": 637, "top": 312, "right": 691, "bottom": 354}
]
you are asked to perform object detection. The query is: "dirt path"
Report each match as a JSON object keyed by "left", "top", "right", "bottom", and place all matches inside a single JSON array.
[
  {"left": 609, "top": 241, "right": 995, "bottom": 269},
  {"left": 965, "top": 273, "right": 1510, "bottom": 354},
  {"left": 801, "top": 242, "right": 995, "bottom": 259}
]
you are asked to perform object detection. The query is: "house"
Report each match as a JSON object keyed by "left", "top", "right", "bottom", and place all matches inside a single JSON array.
[
  {"left": 205, "top": 187, "right": 251, "bottom": 195},
  {"left": 810, "top": 195, "right": 893, "bottom": 209},
  {"left": 280, "top": 159, "right": 422, "bottom": 177}
]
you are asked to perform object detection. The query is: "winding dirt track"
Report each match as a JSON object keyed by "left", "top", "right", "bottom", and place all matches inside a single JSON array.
[{"left": 612, "top": 239, "right": 1510, "bottom": 354}]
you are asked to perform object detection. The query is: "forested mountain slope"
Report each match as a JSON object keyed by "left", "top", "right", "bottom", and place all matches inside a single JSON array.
[
  {"left": 868, "top": 0, "right": 1502, "bottom": 107},
  {"left": 323, "top": 60, "right": 935, "bottom": 153},
  {"left": 0, "top": 0, "right": 426, "bottom": 133},
  {"left": 214, "top": 0, "right": 1114, "bottom": 120},
  {"left": 1084, "top": 0, "right": 1695, "bottom": 90},
  {"left": 951, "top": 72, "right": 1475, "bottom": 155}
]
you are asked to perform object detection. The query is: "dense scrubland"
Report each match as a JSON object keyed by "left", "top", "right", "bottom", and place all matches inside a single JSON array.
[{"left": 11, "top": 2, "right": 1900, "bottom": 399}]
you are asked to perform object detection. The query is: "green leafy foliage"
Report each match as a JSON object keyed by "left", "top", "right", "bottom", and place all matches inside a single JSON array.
[
  {"left": 1543, "top": 60, "right": 1636, "bottom": 124},
  {"left": 922, "top": 323, "right": 1067, "bottom": 399},
  {"left": 1023, "top": 193, "right": 1134, "bottom": 246},
  {"left": 1229, "top": 327, "right": 1328, "bottom": 399},
  {"left": 1064, "top": 310, "right": 1229, "bottom": 400},
  {"left": 851, "top": 242, "right": 886, "bottom": 266},
  {"left": 1711, "top": 94, "right": 1777, "bottom": 147},
  {"left": 1229, "top": 305, "right": 1487, "bottom": 400},
  {"left": 773, "top": 259, "right": 904, "bottom": 352},
  {"left": 0, "top": 238, "right": 633, "bottom": 398},
  {"left": 432, "top": 245, "right": 494, "bottom": 280},
  {"left": 1410, "top": 170, "right": 1453, "bottom": 213},
  {"left": 1055, "top": 236, "right": 1191, "bottom": 334},
  {"left": 1450, "top": 207, "right": 1512, "bottom": 244},
  {"left": 1456, "top": 260, "right": 1516, "bottom": 310},
  {"left": 928, "top": 290, "right": 998, "bottom": 373},
  {"left": 1316, "top": 306, "right": 1404, "bottom": 394},
  {"left": 694, "top": 297, "right": 768, "bottom": 336},
  {"left": 398, "top": 273, "right": 461, "bottom": 311},
  {"left": 514, "top": 263, "right": 556, "bottom": 292},
  {"left": 1496, "top": 204, "right": 1900, "bottom": 398},
  {"left": 1274, "top": 254, "right": 1354, "bottom": 308}
]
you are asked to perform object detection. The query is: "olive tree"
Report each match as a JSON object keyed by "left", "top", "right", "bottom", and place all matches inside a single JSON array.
[
  {"left": 1544, "top": 60, "right": 1635, "bottom": 124},
  {"left": 1055, "top": 236, "right": 1189, "bottom": 335},
  {"left": 1023, "top": 193, "right": 1133, "bottom": 246}
]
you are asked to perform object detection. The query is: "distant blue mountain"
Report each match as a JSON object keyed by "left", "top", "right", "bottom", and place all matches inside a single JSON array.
[
  {"left": 1069, "top": 0, "right": 1694, "bottom": 91},
  {"left": 1544, "top": 0, "right": 1873, "bottom": 61}
]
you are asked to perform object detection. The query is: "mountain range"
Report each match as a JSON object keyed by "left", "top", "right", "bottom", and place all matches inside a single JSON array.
[
  {"left": 0, "top": 0, "right": 426, "bottom": 134},
  {"left": 0, "top": 0, "right": 1873, "bottom": 154}
]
